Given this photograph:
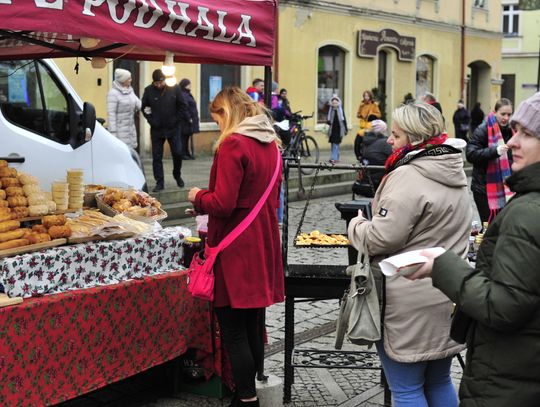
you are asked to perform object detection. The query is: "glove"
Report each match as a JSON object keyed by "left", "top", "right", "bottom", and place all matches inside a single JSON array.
[{"left": 497, "top": 144, "right": 509, "bottom": 156}]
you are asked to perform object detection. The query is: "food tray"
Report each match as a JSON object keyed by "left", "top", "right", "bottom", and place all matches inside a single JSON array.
[
  {"left": 0, "top": 238, "right": 67, "bottom": 259},
  {"left": 95, "top": 193, "right": 167, "bottom": 223},
  {"left": 293, "top": 233, "right": 350, "bottom": 248},
  {"left": 67, "top": 231, "right": 136, "bottom": 245}
]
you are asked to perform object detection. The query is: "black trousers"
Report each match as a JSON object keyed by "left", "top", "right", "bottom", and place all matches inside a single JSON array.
[
  {"left": 473, "top": 191, "right": 490, "bottom": 224},
  {"left": 181, "top": 132, "right": 194, "bottom": 157},
  {"left": 215, "top": 306, "right": 264, "bottom": 399},
  {"left": 151, "top": 128, "right": 182, "bottom": 186}
]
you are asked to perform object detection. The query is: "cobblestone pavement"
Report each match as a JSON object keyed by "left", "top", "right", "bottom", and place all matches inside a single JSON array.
[{"left": 143, "top": 191, "right": 477, "bottom": 407}]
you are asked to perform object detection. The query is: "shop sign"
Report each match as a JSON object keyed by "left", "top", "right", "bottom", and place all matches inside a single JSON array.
[{"left": 358, "top": 29, "right": 416, "bottom": 62}]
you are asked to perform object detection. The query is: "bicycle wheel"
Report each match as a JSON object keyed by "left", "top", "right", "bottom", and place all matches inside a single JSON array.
[{"left": 298, "top": 134, "right": 319, "bottom": 175}]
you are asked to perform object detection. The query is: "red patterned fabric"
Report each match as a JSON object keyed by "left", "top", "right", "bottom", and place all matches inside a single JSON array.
[{"left": 0, "top": 271, "right": 229, "bottom": 407}]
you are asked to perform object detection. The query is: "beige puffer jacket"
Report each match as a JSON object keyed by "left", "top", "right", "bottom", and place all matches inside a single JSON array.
[{"left": 348, "top": 139, "right": 471, "bottom": 362}]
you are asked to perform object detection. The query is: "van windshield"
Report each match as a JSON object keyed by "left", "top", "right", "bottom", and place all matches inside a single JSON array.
[{"left": 0, "top": 60, "right": 70, "bottom": 144}]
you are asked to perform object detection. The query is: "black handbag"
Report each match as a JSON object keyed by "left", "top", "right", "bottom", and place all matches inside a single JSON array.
[{"left": 450, "top": 307, "right": 473, "bottom": 344}]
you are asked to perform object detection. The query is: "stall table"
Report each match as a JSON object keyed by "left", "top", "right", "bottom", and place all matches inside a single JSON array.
[{"left": 0, "top": 270, "right": 227, "bottom": 406}]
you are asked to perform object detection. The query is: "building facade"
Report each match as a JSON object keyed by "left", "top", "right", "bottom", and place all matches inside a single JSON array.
[
  {"left": 500, "top": 0, "right": 540, "bottom": 105},
  {"left": 56, "top": 0, "right": 503, "bottom": 156}
]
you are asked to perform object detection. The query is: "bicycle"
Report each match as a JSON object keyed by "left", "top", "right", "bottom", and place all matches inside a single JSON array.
[{"left": 282, "top": 111, "right": 320, "bottom": 175}]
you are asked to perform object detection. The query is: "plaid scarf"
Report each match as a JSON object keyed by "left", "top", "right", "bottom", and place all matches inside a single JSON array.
[
  {"left": 486, "top": 112, "right": 513, "bottom": 218},
  {"left": 385, "top": 133, "right": 448, "bottom": 173}
]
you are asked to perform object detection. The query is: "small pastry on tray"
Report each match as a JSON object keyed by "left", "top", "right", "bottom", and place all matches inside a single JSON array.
[
  {"left": 42, "top": 214, "right": 67, "bottom": 228},
  {"left": 48, "top": 225, "right": 72, "bottom": 239},
  {"left": 0, "top": 238, "right": 29, "bottom": 250}
]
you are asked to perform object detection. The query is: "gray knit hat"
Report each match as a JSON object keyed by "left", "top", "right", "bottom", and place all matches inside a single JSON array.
[{"left": 511, "top": 92, "right": 540, "bottom": 137}]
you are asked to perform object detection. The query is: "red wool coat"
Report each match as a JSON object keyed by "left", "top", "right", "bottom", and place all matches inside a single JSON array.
[{"left": 194, "top": 134, "right": 284, "bottom": 308}]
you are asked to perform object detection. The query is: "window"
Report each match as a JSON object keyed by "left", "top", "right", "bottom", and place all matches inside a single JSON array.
[
  {"left": 501, "top": 74, "right": 516, "bottom": 102},
  {"left": 0, "top": 60, "right": 70, "bottom": 144},
  {"left": 474, "top": 0, "right": 487, "bottom": 7},
  {"left": 200, "top": 64, "right": 241, "bottom": 122},
  {"left": 416, "top": 55, "right": 435, "bottom": 98},
  {"left": 502, "top": 4, "right": 520, "bottom": 35},
  {"left": 317, "top": 45, "right": 345, "bottom": 123}
]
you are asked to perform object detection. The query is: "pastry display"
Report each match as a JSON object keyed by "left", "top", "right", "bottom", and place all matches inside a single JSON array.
[
  {"left": 7, "top": 196, "right": 27, "bottom": 208},
  {"left": 10, "top": 207, "right": 29, "bottom": 219},
  {"left": 18, "top": 173, "right": 39, "bottom": 185},
  {"left": 0, "top": 200, "right": 8, "bottom": 208},
  {"left": 0, "top": 228, "right": 26, "bottom": 242},
  {"left": 0, "top": 220, "right": 20, "bottom": 233},
  {"left": 27, "top": 233, "right": 52, "bottom": 245},
  {"left": 48, "top": 225, "right": 72, "bottom": 239},
  {"left": 1, "top": 177, "right": 20, "bottom": 188},
  {"left": 32, "top": 224, "right": 48, "bottom": 234},
  {"left": 0, "top": 213, "right": 12, "bottom": 223},
  {"left": 295, "top": 230, "right": 350, "bottom": 246},
  {"left": 67, "top": 169, "right": 84, "bottom": 211},
  {"left": 42, "top": 214, "right": 67, "bottom": 228},
  {"left": 5, "top": 186, "right": 24, "bottom": 197},
  {"left": 0, "top": 189, "right": 5, "bottom": 200},
  {"left": 0, "top": 238, "right": 29, "bottom": 250},
  {"left": 51, "top": 181, "right": 69, "bottom": 211},
  {"left": 28, "top": 204, "right": 49, "bottom": 217},
  {"left": 99, "top": 188, "right": 163, "bottom": 219}
]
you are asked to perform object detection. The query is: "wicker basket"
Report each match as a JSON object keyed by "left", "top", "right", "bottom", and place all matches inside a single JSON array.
[{"left": 95, "top": 193, "right": 168, "bottom": 223}]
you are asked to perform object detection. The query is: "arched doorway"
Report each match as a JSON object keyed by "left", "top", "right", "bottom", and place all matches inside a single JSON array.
[{"left": 467, "top": 60, "right": 491, "bottom": 111}]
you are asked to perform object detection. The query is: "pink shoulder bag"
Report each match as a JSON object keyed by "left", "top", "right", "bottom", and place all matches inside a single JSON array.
[{"left": 187, "top": 147, "right": 281, "bottom": 301}]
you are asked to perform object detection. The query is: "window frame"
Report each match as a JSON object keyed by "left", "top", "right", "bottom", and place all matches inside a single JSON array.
[
  {"left": 0, "top": 59, "right": 72, "bottom": 145},
  {"left": 199, "top": 64, "right": 241, "bottom": 124},
  {"left": 415, "top": 54, "right": 436, "bottom": 99},
  {"left": 502, "top": 3, "right": 520, "bottom": 36},
  {"left": 316, "top": 45, "right": 346, "bottom": 124}
]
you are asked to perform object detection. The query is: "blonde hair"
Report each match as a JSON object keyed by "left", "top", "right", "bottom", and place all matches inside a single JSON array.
[
  {"left": 392, "top": 102, "right": 445, "bottom": 144},
  {"left": 210, "top": 86, "right": 267, "bottom": 150}
]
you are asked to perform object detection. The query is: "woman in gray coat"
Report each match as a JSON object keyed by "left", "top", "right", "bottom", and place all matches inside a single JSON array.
[
  {"left": 107, "top": 68, "right": 142, "bottom": 150},
  {"left": 348, "top": 103, "right": 471, "bottom": 407}
]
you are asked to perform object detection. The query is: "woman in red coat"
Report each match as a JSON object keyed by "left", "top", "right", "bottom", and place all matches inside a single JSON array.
[{"left": 188, "top": 87, "right": 284, "bottom": 407}]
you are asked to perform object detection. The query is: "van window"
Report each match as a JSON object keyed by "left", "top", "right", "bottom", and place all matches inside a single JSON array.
[{"left": 0, "top": 60, "right": 70, "bottom": 144}]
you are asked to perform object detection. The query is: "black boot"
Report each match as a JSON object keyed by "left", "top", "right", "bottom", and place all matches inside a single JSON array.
[{"left": 238, "top": 400, "right": 259, "bottom": 406}]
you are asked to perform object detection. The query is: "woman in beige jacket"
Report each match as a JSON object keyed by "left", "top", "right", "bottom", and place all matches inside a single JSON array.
[{"left": 348, "top": 103, "right": 471, "bottom": 407}]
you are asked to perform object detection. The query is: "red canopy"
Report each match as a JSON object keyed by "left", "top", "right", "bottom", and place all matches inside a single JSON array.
[{"left": 0, "top": 0, "right": 276, "bottom": 66}]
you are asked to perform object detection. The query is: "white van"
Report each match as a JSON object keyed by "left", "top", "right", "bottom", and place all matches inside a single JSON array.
[{"left": 0, "top": 59, "right": 145, "bottom": 190}]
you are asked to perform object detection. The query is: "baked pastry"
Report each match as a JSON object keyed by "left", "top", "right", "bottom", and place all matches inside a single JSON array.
[
  {"left": 7, "top": 196, "right": 27, "bottom": 208},
  {"left": 0, "top": 190, "right": 5, "bottom": 200},
  {"left": 0, "top": 207, "right": 10, "bottom": 216},
  {"left": 27, "top": 233, "right": 51, "bottom": 245},
  {"left": 32, "top": 224, "right": 48, "bottom": 234},
  {"left": 27, "top": 193, "right": 46, "bottom": 205},
  {"left": 1, "top": 177, "right": 20, "bottom": 188},
  {"left": 18, "top": 173, "right": 39, "bottom": 185},
  {"left": 0, "top": 200, "right": 8, "bottom": 208},
  {"left": 42, "top": 214, "right": 67, "bottom": 228},
  {"left": 46, "top": 200, "right": 57, "bottom": 212},
  {"left": 0, "top": 160, "right": 7, "bottom": 168},
  {"left": 0, "top": 213, "right": 12, "bottom": 223},
  {"left": 5, "top": 186, "right": 24, "bottom": 197},
  {"left": 0, "top": 167, "right": 11, "bottom": 177},
  {"left": 22, "top": 184, "right": 40, "bottom": 196},
  {"left": 0, "top": 220, "right": 20, "bottom": 233},
  {"left": 0, "top": 238, "right": 29, "bottom": 250},
  {"left": 21, "top": 228, "right": 33, "bottom": 238},
  {"left": 10, "top": 207, "right": 29, "bottom": 219},
  {"left": 48, "top": 225, "right": 72, "bottom": 239},
  {"left": 0, "top": 228, "right": 26, "bottom": 242},
  {"left": 28, "top": 204, "right": 48, "bottom": 217}
]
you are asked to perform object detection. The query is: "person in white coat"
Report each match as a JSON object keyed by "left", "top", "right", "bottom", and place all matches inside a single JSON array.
[{"left": 107, "top": 68, "right": 141, "bottom": 150}]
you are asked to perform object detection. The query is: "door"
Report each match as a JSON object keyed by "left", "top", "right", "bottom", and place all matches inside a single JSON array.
[{"left": 0, "top": 60, "right": 92, "bottom": 188}]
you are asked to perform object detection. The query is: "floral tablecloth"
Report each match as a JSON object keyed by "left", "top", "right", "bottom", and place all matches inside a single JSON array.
[
  {"left": 0, "top": 271, "right": 230, "bottom": 407},
  {"left": 0, "top": 226, "right": 191, "bottom": 298}
]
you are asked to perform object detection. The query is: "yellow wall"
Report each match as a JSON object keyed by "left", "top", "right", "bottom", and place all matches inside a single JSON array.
[{"left": 55, "top": 0, "right": 502, "bottom": 155}]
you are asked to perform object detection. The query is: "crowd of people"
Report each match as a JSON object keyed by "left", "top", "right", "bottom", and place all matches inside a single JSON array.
[
  {"left": 109, "top": 69, "right": 539, "bottom": 406},
  {"left": 106, "top": 68, "right": 200, "bottom": 192}
]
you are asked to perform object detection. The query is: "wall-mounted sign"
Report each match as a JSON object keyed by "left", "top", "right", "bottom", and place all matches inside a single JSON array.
[{"left": 358, "top": 29, "right": 416, "bottom": 62}]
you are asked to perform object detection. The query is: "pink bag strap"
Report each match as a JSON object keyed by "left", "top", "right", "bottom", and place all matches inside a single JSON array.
[{"left": 215, "top": 146, "right": 281, "bottom": 253}]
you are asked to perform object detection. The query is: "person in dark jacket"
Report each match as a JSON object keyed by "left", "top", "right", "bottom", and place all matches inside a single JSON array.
[
  {"left": 466, "top": 98, "right": 513, "bottom": 222},
  {"left": 142, "top": 69, "right": 190, "bottom": 191},
  {"left": 179, "top": 78, "right": 200, "bottom": 160},
  {"left": 326, "top": 95, "right": 348, "bottom": 163},
  {"left": 470, "top": 101, "right": 485, "bottom": 136},
  {"left": 408, "top": 91, "right": 540, "bottom": 407},
  {"left": 452, "top": 100, "right": 471, "bottom": 140},
  {"left": 353, "top": 119, "right": 392, "bottom": 197},
  {"left": 422, "top": 92, "right": 443, "bottom": 117}
]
